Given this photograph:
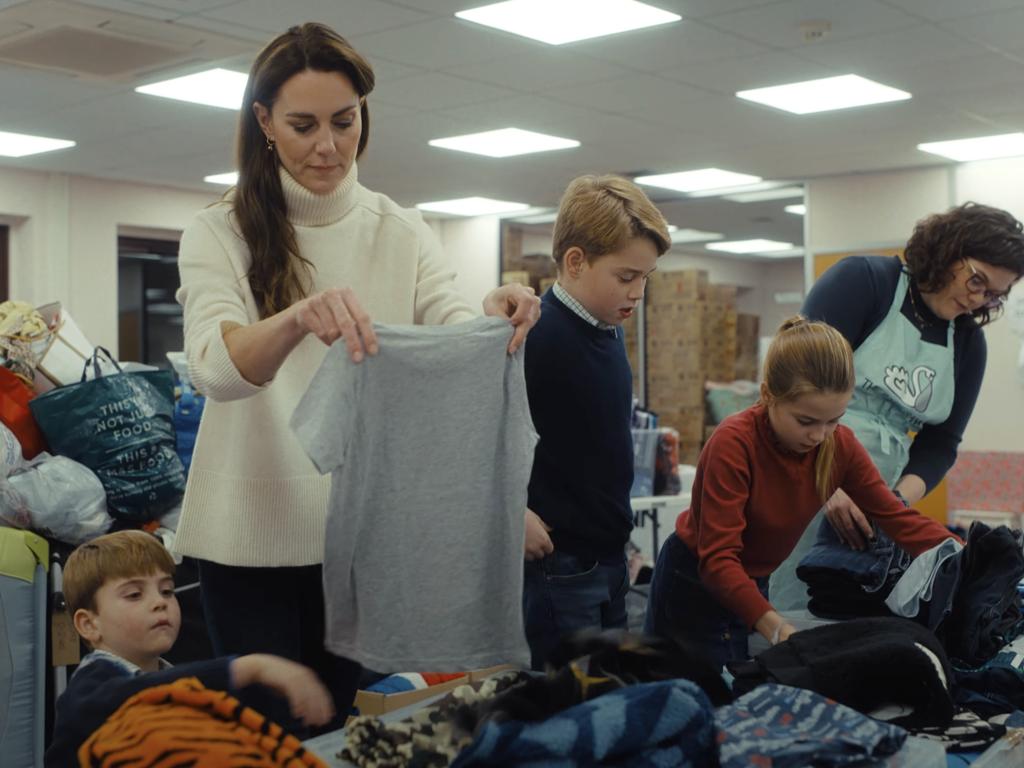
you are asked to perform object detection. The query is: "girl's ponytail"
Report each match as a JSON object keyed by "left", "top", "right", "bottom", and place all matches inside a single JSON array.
[{"left": 763, "top": 315, "right": 855, "bottom": 502}]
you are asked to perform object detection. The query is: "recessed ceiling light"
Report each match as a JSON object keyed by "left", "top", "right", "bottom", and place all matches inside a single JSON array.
[
  {"left": 416, "top": 197, "right": 531, "bottom": 216},
  {"left": 785, "top": 204, "right": 806, "bottom": 216},
  {"left": 0, "top": 130, "right": 75, "bottom": 157},
  {"left": 456, "top": 0, "right": 680, "bottom": 45},
  {"left": 429, "top": 127, "right": 579, "bottom": 158},
  {"left": 634, "top": 168, "right": 762, "bottom": 194},
  {"left": 136, "top": 68, "right": 248, "bottom": 110},
  {"left": 724, "top": 186, "right": 804, "bottom": 203},
  {"left": 917, "top": 133, "right": 1024, "bottom": 162},
  {"left": 670, "top": 228, "right": 724, "bottom": 244},
  {"left": 706, "top": 239, "right": 794, "bottom": 255},
  {"left": 686, "top": 180, "right": 789, "bottom": 199},
  {"left": 204, "top": 172, "right": 238, "bottom": 185},
  {"left": 736, "top": 74, "right": 911, "bottom": 115}
]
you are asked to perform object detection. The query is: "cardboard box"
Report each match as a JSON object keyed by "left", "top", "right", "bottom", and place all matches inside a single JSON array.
[
  {"left": 501, "top": 270, "right": 532, "bottom": 287},
  {"left": 352, "top": 674, "right": 468, "bottom": 716},
  {"left": 351, "top": 664, "right": 522, "bottom": 716},
  {"left": 468, "top": 663, "right": 518, "bottom": 682}
]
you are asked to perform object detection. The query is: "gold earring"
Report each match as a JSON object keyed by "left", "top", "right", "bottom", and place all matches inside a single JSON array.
[{"left": 266, "top": 135, "right": 275, "bottom": 152}]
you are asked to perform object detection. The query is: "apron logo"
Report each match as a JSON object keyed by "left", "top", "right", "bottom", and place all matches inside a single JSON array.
[{"left": 883, "top": 364, "right": 936, "bottom": 413}]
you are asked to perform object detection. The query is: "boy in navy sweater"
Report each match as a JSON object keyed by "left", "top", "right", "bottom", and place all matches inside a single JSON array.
[
  {"left": 523, "top": 174, "right": 670, "bottom": 669},
  {"left": 46, "top": 530, "right": 334, "bottom": 766}
]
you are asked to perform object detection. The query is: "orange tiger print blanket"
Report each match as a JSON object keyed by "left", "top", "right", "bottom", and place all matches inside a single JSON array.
[{"left": 78, "top": 676, "right": 329, "bottom": 767}]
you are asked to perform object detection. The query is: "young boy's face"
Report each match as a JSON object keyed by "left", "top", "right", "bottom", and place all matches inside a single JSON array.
[
  {"left": 78, "top": 570, "right": 181, "bottom": 671},
  {"left": 563, "top": 236, "right": 659, "bottom": 326}
]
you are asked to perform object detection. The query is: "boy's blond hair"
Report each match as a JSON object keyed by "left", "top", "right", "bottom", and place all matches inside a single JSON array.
[
  {"left": 64, "top": 530, "right": 176, "bottom": 617},
  {"left": 552, "top": 175, "right": 671, "bottom": 270}
]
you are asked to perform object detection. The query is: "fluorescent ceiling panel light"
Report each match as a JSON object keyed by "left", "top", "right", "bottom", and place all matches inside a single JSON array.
[
  {"left": 670, "top": 228, "right": 724, "bottom": 244},
  {"left": 429, "top": 127, "right": 579, "bottom": 157},
  {"left": 416, "top": 197, "right": 530, "bottom": 216},
  {"left": 687, "top": 180, "right": 789, "bottom": 199},
  {"left": 706, "top": 239, "right": 793, "bottom": 254},
  {"left": 736, "top": 74, "right": 911, "bottom": 115},
  {"left": 456, "top": 0, "right": 680, "bottom": 45},
  {"left": 136, "top": 68, "right": 248, "bottom": 109},
  {"left": 785, "top": 204, "right": 806, "bottom": 216},
  {"left": 204, "top": 172, "right": 238, "bottom": 185},
  {"left": 0, "top": 130, "right": 75, "bottom": 157},
  {"left": 635, "top": 168, "right": 762, "bottom": 194},
  {"left": 723, "top": 185, "right": 804, "bottom": 203},
  {"left": 917, "top": 132, "right": 1024, "bottom": 162}
]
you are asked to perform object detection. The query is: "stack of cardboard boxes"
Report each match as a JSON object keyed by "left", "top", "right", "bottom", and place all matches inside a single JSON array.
[{"left": 625, "top": 269, "right": 760, "bottom": 464}]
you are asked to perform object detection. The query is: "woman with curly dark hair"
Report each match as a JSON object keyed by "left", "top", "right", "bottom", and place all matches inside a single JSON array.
[{"left": 771, "top": 202, "right": 1024, "bottom": 610}]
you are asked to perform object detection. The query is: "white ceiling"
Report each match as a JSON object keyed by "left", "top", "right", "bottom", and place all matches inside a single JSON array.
[{"left": 4, "top": 0, "right": 1024, "bottom": 250}]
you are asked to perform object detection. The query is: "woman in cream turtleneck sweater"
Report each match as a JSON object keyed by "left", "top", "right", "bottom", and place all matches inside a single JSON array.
[{"left": 174, "top": 22, "right": 539, "bottom": 725}]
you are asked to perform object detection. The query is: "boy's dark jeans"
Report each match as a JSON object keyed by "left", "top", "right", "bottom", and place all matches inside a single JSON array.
[{"left": 523, "top": 550, "right": 629, "bottom": 670}]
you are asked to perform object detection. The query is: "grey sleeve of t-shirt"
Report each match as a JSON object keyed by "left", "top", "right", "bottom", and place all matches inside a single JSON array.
[{"left": 290, "top": 345, "right": 358, "bottom": 475}]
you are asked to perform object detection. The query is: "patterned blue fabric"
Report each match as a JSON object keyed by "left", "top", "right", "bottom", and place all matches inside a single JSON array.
[
  {"left": 450, "top": 679, "right": 716, "bottom": 767},
  {"left": 715, "top": 684, "right": 907, "bottom": 768}
]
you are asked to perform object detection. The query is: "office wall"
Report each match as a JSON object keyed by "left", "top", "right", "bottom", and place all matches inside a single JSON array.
[
  {"left": 2, "top": 169, "right": 500, "bottom": 356},
  {"left": 0, "top": 168, "right": 216, "bottom": 354}
]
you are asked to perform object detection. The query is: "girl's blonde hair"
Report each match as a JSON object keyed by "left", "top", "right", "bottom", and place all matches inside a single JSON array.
[{"left": 762, "top": 315, "right": 855, "bottom": 501}]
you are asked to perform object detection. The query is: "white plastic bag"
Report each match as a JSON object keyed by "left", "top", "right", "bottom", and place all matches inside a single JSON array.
[
  {"left": 0, "top": 421, "right": 23, "bottom": 474},
  {"left": 4, "top": 454, "right": 113, "bottom": 544}
]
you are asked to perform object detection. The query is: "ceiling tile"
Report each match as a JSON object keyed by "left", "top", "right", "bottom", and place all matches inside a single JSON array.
[
  {"left": 795, "top": 23, "right": 982, "bottom": 78},
  {"left": 374, "top": 71, "right": 517, "bottom": 111},
  {"left": 442, "top": 47, "right": 630, "bottom": 93},
  {"left": 942, "top": 6, "right": 1024, "bottom": 53},
  {"left": 881, "top": 0, "right": 1024, "bottom": 23},
  {"left": 884, "top": 52, "right": 1024, "bottom": 98},
  {"left": 0, "top": 65, "right": 115, "bottom": 120},
  {"left": 78, "top": 0, "right": 242, "bottom": 17},
  {"left": 357, "top": 17, "right": 544, "bottom": 71},
  {"left": 661, "top": 50, "right": 838, "bottom": 94},
  {"left": 580, "top": 18, "right": 768, "bottom": 71},
  {"left": 541, "top": 74, "right": 712, "bottom": 118},
  {"left": 705, "top": 0, "right": 920, "bottom": 49},
  {"left": 196, "top": 0, "right": 429, "bottom": 36}
]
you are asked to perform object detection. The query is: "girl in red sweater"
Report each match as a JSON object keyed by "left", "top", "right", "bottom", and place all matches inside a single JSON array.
[{"left": 644, "top": 316, "right": 959, "bottom": 668}]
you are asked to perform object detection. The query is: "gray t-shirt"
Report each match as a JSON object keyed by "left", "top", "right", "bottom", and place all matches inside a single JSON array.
[{"left": 291, "top": 316, "right": 535, "bottom": 671}]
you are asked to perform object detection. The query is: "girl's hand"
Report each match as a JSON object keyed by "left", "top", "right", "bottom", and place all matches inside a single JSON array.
[{"left": 825, "top": 488, "right": 874, "bottom": 550}]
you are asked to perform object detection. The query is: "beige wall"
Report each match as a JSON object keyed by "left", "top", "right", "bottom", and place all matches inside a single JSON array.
[
  {"left": 1, "top": 168, "right": 217, "bottom": 355},
  {"left": 3, "top": 169, "right": 501, "bottom": 358},
  {"left": 806, "top": 161, "right": 1024, "bottom": 454},
  {"left": 433, "top": 215, "right": 501, "bottom": 308}
]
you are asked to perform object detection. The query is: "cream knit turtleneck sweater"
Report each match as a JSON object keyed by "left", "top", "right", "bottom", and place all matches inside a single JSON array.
[{"left": 174, "top": 165, "right": 476, "bottom": 566}]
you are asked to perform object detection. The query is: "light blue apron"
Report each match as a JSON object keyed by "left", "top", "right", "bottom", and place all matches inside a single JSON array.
[
  {"left": 770, "top": 270, "right": 956, "bottom": 610},
  {"left": 843, "top": 269, "right": 956, "bottom": 484}
]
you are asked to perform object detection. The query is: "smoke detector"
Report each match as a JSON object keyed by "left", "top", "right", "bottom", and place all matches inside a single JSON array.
[{"left": 799, "top": 20, "right": 832, "bottom": 43}]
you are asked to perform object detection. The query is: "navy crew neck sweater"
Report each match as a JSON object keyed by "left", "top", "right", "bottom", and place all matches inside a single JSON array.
[{"left": 525, "top": 289, "right": 634, "bottom": 561}]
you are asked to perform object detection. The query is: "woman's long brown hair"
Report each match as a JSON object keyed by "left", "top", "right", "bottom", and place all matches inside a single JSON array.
[{"left": 234, "top": 23, "right": 375, "bottom": 318}]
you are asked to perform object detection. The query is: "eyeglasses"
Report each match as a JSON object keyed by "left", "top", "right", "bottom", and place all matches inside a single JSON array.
[{"left": 962, "top": 258, "right": 1011, "bottom": 308}]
